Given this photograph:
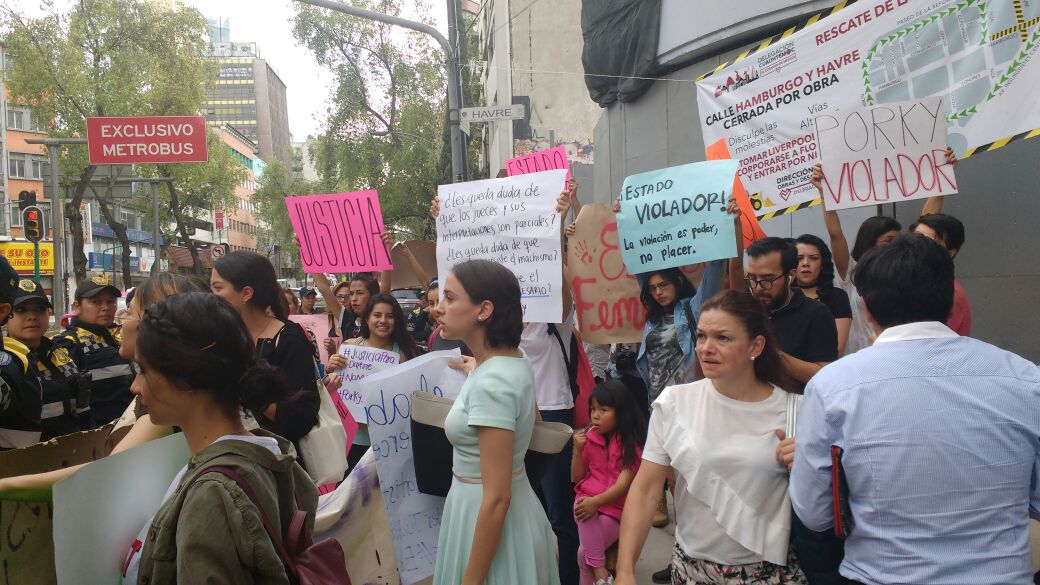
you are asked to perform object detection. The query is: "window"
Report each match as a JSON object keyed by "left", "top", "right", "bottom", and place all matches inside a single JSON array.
[
  {"left": 8, "top": 155, "right": 25, "bottom": 178},
  {"left": 7, "top": 109, "right": 26, "bottom": 130},
  {"left": 10, "top": 202, "right": 50, "bottom": 228},
  {"left": 30, "top": 158, "right": 45, "bottom": 179}
]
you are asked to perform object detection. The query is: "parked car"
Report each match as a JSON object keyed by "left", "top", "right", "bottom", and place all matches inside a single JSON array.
[{"left": 391, "top": 287, "right": 423, "bottom": 316}]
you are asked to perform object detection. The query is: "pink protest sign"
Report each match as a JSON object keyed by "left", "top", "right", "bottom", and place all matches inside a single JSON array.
[
  {"left": 505, "top": 145, "right": 572, "bottom": 180},
  {"left": 285, "top": 191, "right": 393, "bottom": 273}
]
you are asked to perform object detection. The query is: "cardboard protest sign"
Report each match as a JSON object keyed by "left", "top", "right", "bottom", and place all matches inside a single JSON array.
[
  {"left": 360, "top": 350, "right": 466, "bottom": 585},
  {"left": 53, "top": 433, "right": 190, "bottom": 585},
  {"left": 505, "top": 145, "right": 572, "bottom": 180},
  {"left": 289, "top": 313, "right": 335, "bottom": 365},
  {"left": 706, "top": 139, "right": 767, "bottom": 248},
  {"left": 616, "top": 160, "right": 739, "bottom": 274},
  {"left": 816, "top": 97, "right": 957, "bottom": 210},
  {"left": 389, "top": 240, "right": 437, "bottom": 289},
  {"left": 285, "top": 191, "right": 393, "bottom": 274},
  {"left": 436, "top": 170, "right": 567, "bottom": 323},
  {"left": 567, "top": 204, "right": 646, "bottom": 344},
  {"left": 0, "top": 425, "right": 113, "bottom": 585},
  {"left": 336, "top": 343, "right": 400, "bottom": 422},
  {"left": 315, "top": 449, "right": 402, "bottom": 585}
]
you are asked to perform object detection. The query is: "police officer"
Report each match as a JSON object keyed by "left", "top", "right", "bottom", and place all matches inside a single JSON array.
[
  {"left": 0, "top": 257, "right": 44, "bottom": 450},
  {"left": 7, "top": 279, "right": 94, "bottom": 440},
  {"left": 54, "top": 276, "right": 134, "bottom": 426}
]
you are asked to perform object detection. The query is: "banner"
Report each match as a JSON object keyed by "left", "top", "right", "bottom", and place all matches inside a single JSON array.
[
  {"left": 53, "top": 434, "right": 190, "bottom": 585},
  {"left": 616, "top": 160, "right": 738, "bottom": 274},
  {"left": 436, "top": 170, "right": 567, "bottom": 323},
  {"left": 0, "top": 243, "right": 55, "bottom": 275},
  {"left": 567, "top": 204, "right": 646, "bottom": 344},
  {"left": 505, "top": 146, "right": 572, "bottom": 180},
  {"left": 816, "top": 96, "right": 958, "bottom": 210},
  {"left": 336, "top": 344, "right": 400, "bottom": 422},
  {"left": 288, "top": 313, "right": 335, "bottom": 365},
  {"left": 360, "top": 350, "right": 466, "bottom": 585},
  {"left": 285, "top": 191, "right": 393, "bottom": 274},
  {"left": 696, "top": 0, "right": 1040, "bottom": 219}
]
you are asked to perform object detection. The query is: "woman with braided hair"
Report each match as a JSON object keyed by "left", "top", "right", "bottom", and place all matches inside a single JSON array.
[{"left": 122, "top": 292, "right": 317, "bottom": 585}]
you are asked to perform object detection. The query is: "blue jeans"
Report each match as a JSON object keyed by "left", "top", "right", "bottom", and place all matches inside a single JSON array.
[{"left": 539, "top": 408, "right": 579, "bottom": 585}]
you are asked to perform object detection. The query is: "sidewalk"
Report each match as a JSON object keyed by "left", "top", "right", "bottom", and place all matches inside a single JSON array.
[{"left": 634, "top": 519, "right": 675, "bottom": 584}]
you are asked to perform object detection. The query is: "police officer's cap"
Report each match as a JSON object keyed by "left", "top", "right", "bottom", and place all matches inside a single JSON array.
[
  {"left": 74, "top": 276, "right": 121, "bottom": 300},
  {"left": 12, "top": 278, "right": 51, "bottom": 309},
  {"left": 0, "top": 256, "right": 20, "bottom": 302}
]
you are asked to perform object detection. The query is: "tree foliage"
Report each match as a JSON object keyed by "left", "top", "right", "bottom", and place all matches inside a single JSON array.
[
  {"left": 250, "top": 158, "right": 323, "bottom": 272},
  {"left": 2, "top": 0, "right": 240, "bottom": 285}
]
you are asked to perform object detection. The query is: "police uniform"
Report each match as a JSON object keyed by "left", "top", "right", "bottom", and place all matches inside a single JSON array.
[
  {"left": 54, "top": 277, "right": 134, "bottom": 426},
  {"left": 0, "top": 260, "right": 44, "bottom": 449},
  {"left": 10, "top": 279, "right": 95, "bottom": 440}
]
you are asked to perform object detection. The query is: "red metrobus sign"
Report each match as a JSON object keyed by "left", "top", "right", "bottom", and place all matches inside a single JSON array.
[{"left": 86, "top": 115, "right": 209, "bottom": 165}]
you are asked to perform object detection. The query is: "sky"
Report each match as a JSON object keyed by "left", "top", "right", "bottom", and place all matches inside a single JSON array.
[{"left": 21, "top": 0, "right": 450, "bottom": 141}]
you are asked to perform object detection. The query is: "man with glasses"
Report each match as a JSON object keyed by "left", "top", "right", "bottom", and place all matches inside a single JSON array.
[{"left": 745, "top": 237, "right": 838, "bottom": 385}]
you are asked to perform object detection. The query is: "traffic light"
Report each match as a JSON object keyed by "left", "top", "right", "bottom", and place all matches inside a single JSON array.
[
  {"left": 18, "top": 190, "right": 37, "bottom": 211},
  {"left": 22, "top": 206, "right": 44, "bottom": 243}
]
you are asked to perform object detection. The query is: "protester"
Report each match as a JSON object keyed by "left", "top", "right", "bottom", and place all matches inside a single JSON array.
[
  {"left": 0, "top": 273, "right": 204, "bottom": 500},
  {"left": 327, "top": 293, "right": 420, "bottom": 470},
  {"left": 431, "top": 259, "right": 559, "bottom": 585},
  {"left": 6, "top": 279, "right": 94, "bottom": 441},
  {"left": 408, "top": 289, "right": 434, "bottom": 348},
  {"left": 54, "top": 277, "right": 135, "bottom": 426},
  {"left": 0, "top": 256, "right": 45, "bottom": 450},
  {"left": 793, "top": 235, "right": 852, "bottom": 355},
  {"left": 745, "top": 237, "right": 838, "bottom": 385},
  {"left": 211, "top": 251, "right": 320, "bottom": 462},
  {"left": 299, "top": 286, "right": 319, "bottom": 314},
  {"left": 615, "top": 290, "right": 805, "bottom": 585},
  {"left": 121, "top": 292, "right": 317, "bottom": 585},
  {"left": 283, "top": 288, "right": 301, "bottom": 315},
  {"left": 427, "top": 279, "right": 471, "bottom": 355},
  {"left": 910, "top": 213, "right": 972, "bottom": 335},
  {"left": 572, "top": 380, "right": 645, "bottom": 585},
  {"left": 790, "top": 234, "right": 1039, "bottom": 585}
]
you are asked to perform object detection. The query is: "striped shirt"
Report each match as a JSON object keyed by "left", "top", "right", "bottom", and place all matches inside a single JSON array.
[{"left": 790, "top": 321, "right": 1040, "bottom": 585}]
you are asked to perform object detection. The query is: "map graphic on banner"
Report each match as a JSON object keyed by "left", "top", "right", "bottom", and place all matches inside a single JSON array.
[{"left": 696, "top": 0, "right": 1040, "bottom": 218}]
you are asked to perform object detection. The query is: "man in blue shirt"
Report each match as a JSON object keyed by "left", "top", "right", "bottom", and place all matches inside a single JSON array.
[{"left": 790, "top": 234, "right": 1040, "bottom": 585}]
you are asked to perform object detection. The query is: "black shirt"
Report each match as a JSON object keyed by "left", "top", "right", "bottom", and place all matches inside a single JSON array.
[
  {"left": 805, "top": 286, "right": 852, "bottom": 320},
  {"left": 769, "top": 288, "right": 839, "bottom": 363},
  {"left": 255, "top": 322, "right": 321, "bottom": 446}
]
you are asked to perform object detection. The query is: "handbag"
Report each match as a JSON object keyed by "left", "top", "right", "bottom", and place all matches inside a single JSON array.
[
  {"left": 190, "top": 465, "right": 351, "bottom": 585},
  {"left": 410, "top": 391, "right": 573, "bottom": 497},
  {"left": 297, "top": 382, "right": 349, "bottom": 485}
]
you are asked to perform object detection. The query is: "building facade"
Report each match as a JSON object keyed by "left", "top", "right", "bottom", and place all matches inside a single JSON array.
[
  {"left": 202, "top": 40, "right": 292, "bottom": 168},
  {"left": 474, "top": 0, "right": 599, "bottom": 186},
  {"left": 217, "top": 125, "right": 266, "bottom": 253}
]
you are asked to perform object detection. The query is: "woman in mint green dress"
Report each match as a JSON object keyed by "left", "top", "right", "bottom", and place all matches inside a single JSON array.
[{"left": 433, "top": 259, "right": 560, "bottom": 585}]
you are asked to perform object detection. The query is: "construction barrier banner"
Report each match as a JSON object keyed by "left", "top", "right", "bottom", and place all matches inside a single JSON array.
[{"left": 696, "top": 0, "right": 1040, "bottom": 220}]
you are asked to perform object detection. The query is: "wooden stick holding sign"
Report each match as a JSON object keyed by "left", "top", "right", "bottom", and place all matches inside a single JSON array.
[
  {"left": 285, "top": 191, "right": 394, "bottom": 273},
  {"left": 815, "top": 96, "right": 958, "bottom": 211}
]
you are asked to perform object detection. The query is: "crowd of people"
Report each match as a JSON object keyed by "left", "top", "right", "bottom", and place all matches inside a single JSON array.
[{"left": 0, "top": 151, "right": 1038, "bottom": 585}]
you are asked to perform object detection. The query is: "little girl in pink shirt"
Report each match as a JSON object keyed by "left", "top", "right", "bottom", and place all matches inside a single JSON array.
[{"left": 572, "top": 380, "right": 645, "bottom": 585}]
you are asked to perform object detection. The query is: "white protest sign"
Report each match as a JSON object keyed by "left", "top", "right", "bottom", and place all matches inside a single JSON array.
[
  {"left": 53, "top": 433, "right": 190, "bottom": 585},
  {"left": 816, "top": 97, "right": 957, "bottom": 210},
  {"left": 337, "top": 343, "right": 400, "bottom": 422},
  {"left": 360, "top": 350, "right": 466, "bottom": 585},
  {"left": 696, "top": 0, "right": 1040, "bottom": 217},
  {"left": 436, "top": 170, "right": 566, "bottom": 323}
]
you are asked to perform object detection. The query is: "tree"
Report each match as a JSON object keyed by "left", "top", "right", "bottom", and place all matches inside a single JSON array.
[
  {"left": 250, "top": 159, "right": 323, "bottom": 277},
  {"left": 2, "top": 0, "right": 216, "bottom": 285},
  {"left": 293, "top": 0, "right": 481, "bottom": 242}
]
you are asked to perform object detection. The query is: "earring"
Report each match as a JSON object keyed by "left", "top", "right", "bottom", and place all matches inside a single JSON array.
[
  {"left": 477, "top": 316, "right": 484, "bottom": 322},
  {"left": 750, "top": 355, "right": 757, "bottom": 361}
]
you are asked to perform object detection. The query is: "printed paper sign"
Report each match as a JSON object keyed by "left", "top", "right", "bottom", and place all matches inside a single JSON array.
[
  {"left": 816, "top": 97, "right": 957, "bottom": 210},
  {"left": 696, "top": 0, "right": 1040, "bottom": 217},
  {"left": 436, "top": 170, "right": 567, "bottom": 323},
  {"left": 616, "top": 160, "right": 738, "bottom": 274},
  {"left": 567, "top": 204, "right": 646, "bottom": 344},
  {"left": 505, "top": 146, "right": 572, "bottom": 180},
  {"left": 337, "top": 344, "right": 400, "bottom": 422},
  {"left": 285, "top": 191, "right": 394, "bottom": 273},
  {"left": 360, "top": 350, "right": 466, "bottom": 585},
  {"left": 289, "top": 313, "right": 334, "bottom": 365},
  {"left": 53, "top": 433, "right": 191, "bottom": 585}
]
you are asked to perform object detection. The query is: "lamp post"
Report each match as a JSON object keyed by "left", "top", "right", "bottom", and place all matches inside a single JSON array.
[{"left": 293, "top": 0, "right": 466, "bottom": 183}]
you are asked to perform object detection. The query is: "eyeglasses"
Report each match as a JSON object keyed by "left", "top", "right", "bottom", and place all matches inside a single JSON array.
[
  {"left": 744, "top": 274, "right": 787, "bottom": 290},
  {"left": 647, "top": 282, "right": 673, "bottom": 293},
  {"left": 335, "top": 294, "right": 350, "bottom": 301}
]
